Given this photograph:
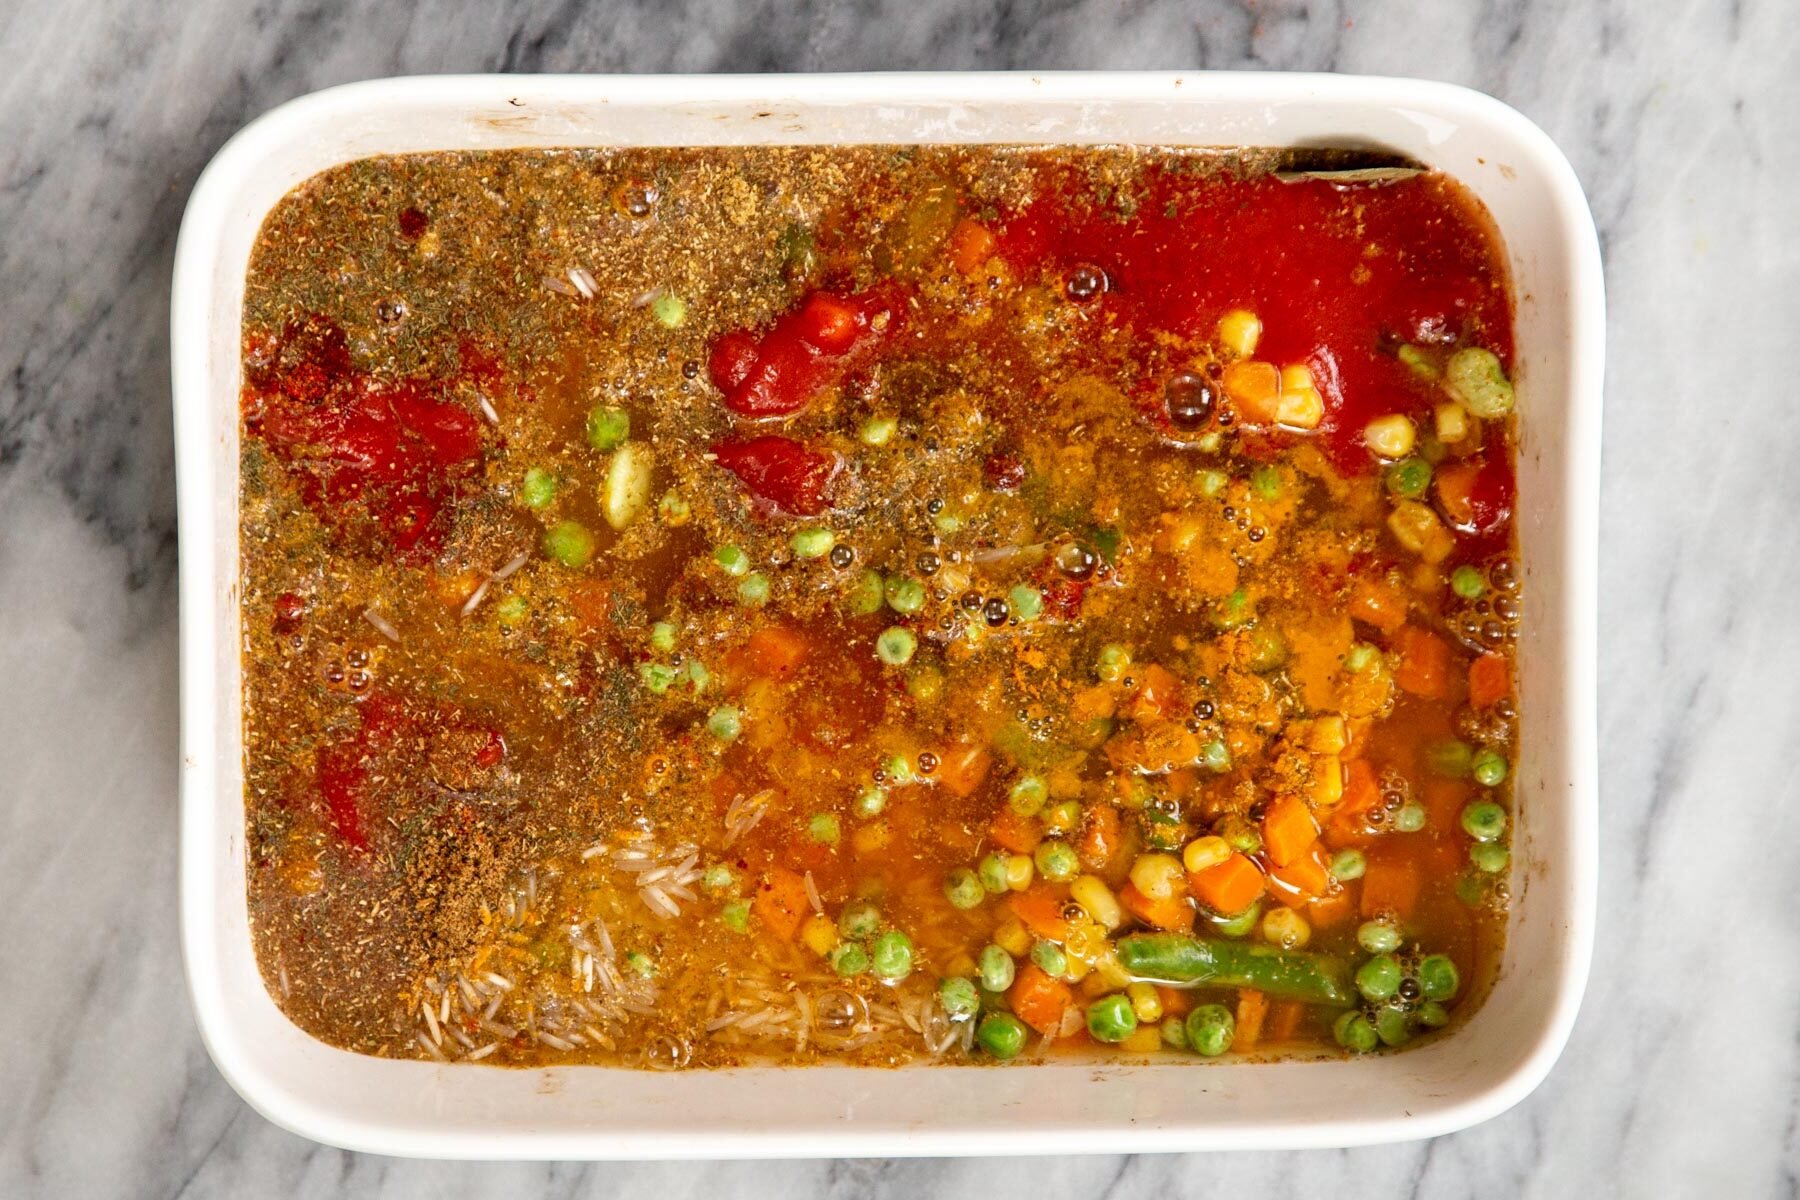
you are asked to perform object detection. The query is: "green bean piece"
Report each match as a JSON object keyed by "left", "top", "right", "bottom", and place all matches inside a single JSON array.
[
  {"left": 543, "top": 520, "right": 596, "bottom": 568},
  {"left": 1185, "top": 1003, "right": 1236, "bottom": 1056},
  {"left": 1201, "top": 739, "right": 1232, "bottom": 773},
  {"left": 1085, "top": 994, "right": 1138, "bottom": 1043},
  {"left": 976, "top": 1012, "right": 1028, "bottom": 1060},
  {"left": 1343, "top": 642, "right": 1380, "bottom": 673},
  {"left": 1114, "top": 933, "right": 1352, "bottom": 1005}
]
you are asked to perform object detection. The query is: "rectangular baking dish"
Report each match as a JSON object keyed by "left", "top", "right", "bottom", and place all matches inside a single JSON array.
[{"left": 173, "top": 71, "right": 1602, "bottom": 1157}]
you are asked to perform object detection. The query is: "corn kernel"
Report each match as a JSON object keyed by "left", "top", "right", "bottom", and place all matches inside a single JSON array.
[
  {"left": 852, "top": 821, "right": 891, "bottom": 855},
  {"left": 1387, "top": 501, "right": 1456, "bottom": 564},
  {"left": 1129, "top": 853, "right": 1187, "bottom": 901},
  {"left": 1004, "top": 854, "right": 1035, "bottom": 890},
  {"left": 1276, "top": 386, "right": 1325, "bottom": 431},
  {"left": 1218, "top": 309, "right": 1263, "bottom": 357},
  {"left": 1308, "top": 714, "right": 1349, "bottom": 755},
  {"left": 801, "top": 913, "right": 840, "bottom": 957},
  {"left": 1280, "top": 363, "right": 1316, "bottom": 392},
  {"left": 1123, "top": 1024, "right": 1165, "bottom": 1054},
  {"left": 1128, "top": 981, "right": 1163, "bottom": 1023},
  {"left": 944, "top": 952, "right": 977, "bottom": 980},
  {"left": 994, "top": 917, "right": 1032, "bottom": 958},
  {"left": 1076, "top": 967, "right": 1106, "bottom": 994},
  {"left": 1181, "top": 835, "right": 1232, "bottom": 874},
  {"left": 1435, "top": 401, "right": 1471, "bottom": 444},
  {"left": 1262, "top": 905, "right": 1312, "bottom": 948},
  {"left": 1093, "top": 951, "right": 1133, "bottom": 990},
  {"left": 1363, "top": 414, "right": 1417, "bottom": 459},
  {"left": 1070, "top": 875, "right": 1125, "bottom": 930},
  {"left": 1312, "top": 754, "right": 1344, "bottom": 807},
  {"left": 1065, "top": 919, "right": 1108, "bottom": 962}
]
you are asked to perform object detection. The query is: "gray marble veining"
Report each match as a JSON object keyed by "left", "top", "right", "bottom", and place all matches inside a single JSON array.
[{"left": 3, "top": 0, "right": 1797, "bottom": 1195}]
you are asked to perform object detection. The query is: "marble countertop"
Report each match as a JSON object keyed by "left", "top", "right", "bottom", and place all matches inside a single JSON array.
[{"left": 3, "top": 0, "right": 1795, "bottom": 1195}]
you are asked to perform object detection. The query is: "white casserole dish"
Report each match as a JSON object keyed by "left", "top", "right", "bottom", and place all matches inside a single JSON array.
[{"left": 173, "top": 71, "right": 1602, "bottom": 1157}]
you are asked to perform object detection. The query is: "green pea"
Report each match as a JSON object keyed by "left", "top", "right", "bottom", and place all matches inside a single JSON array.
[
  {"left": 684, "top": 658, "right": 711, "bottom": 694},
  {"left": 1030, "top": 940, "right": 1068, "bottom": 978},
  {"left": 737, "top": 573, "right": 771, "bottom": 606},
  {"left": 871, "top": 929, "right": 914, "bottom": 980},
  {"left": 1446, "top": 346, "right": 1515, "bottom": 419},
  {"left": 808, "top": 812, "right": 841, "bottom": 846},
  {"left": 978, "top": 853, "right": 1010, "bottom": 895},
  {"left": 638, "top": 662, "right": 679, "bottom": 694},
  {"left": 706, "top": 705, "right": 742, "bottom": 743},
  {"left": 702, "top": 864, "right": 734, "bottom": 892},
  {"left": 649, "top": 621, "right": 677, "bottom": 653},
  {"left": 859, "top": 415, "right": 898, "bottom": 446},
  {"left": 1393, "top": 802, "right": 1428, "bottom": 833},
  {"left": 876, "top": 626, "right": 917, "bottom": 666},
  {"left": 721, "top": 899, "right": 751, "bottom": 933},
  {"left": 1251, "top": 465, "right": 1282, "bottom": 500},
  {"left": 846, "top": 568, "right": 886, "bottom": 615},
  {"left": 1215, "top": 588, "right": 1253, "bottom": 629},
  {"left": 978, "top": 944, "right": 1016, "bottom": 993},
  {"left": 933, "top": 506, "right": 963, "bottom": 535},
  {"left": 939, "top": 976, "right": 980, "bottom": 1020},
  {"left": 1397, "top": 344, "right": 1440, "bottom": 380},
  {"left": 1247, "top": 626, "right": 1288, "bottom": 672},
  {"left": 543, "top": 520, "right": 596, "bottom": 568},
  {"left": 1386, "top": 457, "right": 1433, "bottom": 499},
  {"left": 906, "top": 665, "right": 945, "bottom": 704},
  {"left": 1428, "top": 739, "right": 1474, "bottom": 779},
  {"left": 1461, "top": 801, "right": 1507, "bottom": 842},
  {"left": 1374, "top": 1006, "right": 1413, "bottom": 1047},
  {"left": 1160, "top": 1016, "right": 1189, "bottom": 1050},
  {"left": 1008, "top": 584, "right": 1044, "bottom": 623},
  {"left": 495, "top": 595, "right": 528, "bottom": 625},
  {"left": 1333, "top": 1010, "right": 1378, "bottom": 1053},
  {"left": 1034, "top": 839, "right": 1078, "bottom": 883},
  {"left": 1196, "top": 468, "right": 1229, "bottom": 497},
  {"left": 884, "top": 575, "right": 926, "bottom": 614},
  {"left": 1471, "top": 748, "right": 1509, "bottom": 787},
  {"left": 1086, "top": 994, "right": 1138, "bottom": 1043},
  {"left": 1417, "top": 954, "right": 1460, "bottom": 1001},
  {"left": 1096, "top": 643, "right": 1132, "bottom": 681},
  {"left": 521, "top": 467, "right": 557, "bottom": 509},
  {"left": 1202, "top": 739, "right": 1232, "bottom": 773},
  {"left": 944, "top": 867, "right": 985, "bottom": 910},
  {"left": 839, "top": 901, "right": 880, "bottom": 939},
  {"left": 585, "top": 405, "right": 630, "bottom": 451},
  {"left": 1356, "top": 920, "right": 1402, "bottom": 954},
  {"left": 1343, "top": 642, "right": 1380, "bottom": 673},
  {"left": 649, "top": 291, "right": 687, "bottom": 328},
  {"left": 830, "top": 942, "right": 870, "bottom": 976},
  {"left": 1455, "top": 872, "right": 1488, "bottom": 907},
  {"left": 657, "top": 491, "right": 691, "bottom": 524},
  {"left": 1356, "top": 954, "right": 1403, "bottom": 1002},
  {"left": 1470, "top": 842, "right": 1511, "bottom": 873},
  {"left": 882, "top": 754, "right": 915, "bottom": 786},
  {"left": 790, "top": 527, "right": 835, "bottom": 559},
  {"left": 1450, "top": 564, "right": 1488, "bottom": 600},
  {"left": 1185, "top": 1003, "right": 1235, "bottom": 1057},
  {"left": 976, "top": 1012, "right": 1028, "bottom": 1060},
  {"left": 713, "top": 544, "right": 751, "bottom": 577},
  {"left": 854, "top": 786, "right": 887, "bottom": 819},
  {"left": 625, "top": 950, "right": 655, "bottom": 978},
  {"left": 1214, "top": 901, "right": 1262, "bottom": 937},
  {"left": 1329, "top": 848, "right": 1367, "bottom": 882},
  {"left": 1008, "top": 775, "right": 1048, "bottom": 816},
  {"left": 1418, "top": 1000, "right": 1451, "bottom": 1029},
  {"left": 1043, "top": 798, "right": 1081, "bottom": 834}
]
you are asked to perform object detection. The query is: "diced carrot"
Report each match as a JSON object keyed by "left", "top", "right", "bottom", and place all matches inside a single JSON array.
[
  {"left": 743, "top": 625, "right": 809, "bottom": 677},
  {"left": 947, "top": 217, "right": 998, "bottom": 276},
  {"left": 1435, "top": 462, "right": 1481, "bottom": 529},
  {"left": 989, "top": 805, "right": 1043, "bottom": 854},
  {"left": 1325, "top": 759, "right": 1382, "bottom": 848},
  {"left": 1261, "top": 794, "right": 1319, "bottom": 868},
  {"left": 1422, "top": 777, "right": 1470, "bottom": 832},
  {"left": 1189, "top": 852, "right": 1265, "bottom": 915},
  {"left": 1267, "top": 845, "right": 1331, "bottom": 907},
  {"left": 1359, "top": 850, "right": 1422, "bottom": 920},
  {"left": 1120, "top": 881, "right": 1195, "bottom": 932},
  {"left": 1392, "top": 625, "right": 1454, "bottom": 700},
  {"left": 1076, "top": 803, "right": 1123, "bottom": 869},
  {"left": 935, "top": 742, "right": 992, "bottom": 798},
  {"left": 1307, "top": 886, "right": 1355, "bottom": 929},
  {"left": 1128, "top": 663, "right": 1184, "bottom": 721},
  {"left": 753, "top": 868, "right": 812, "bottom": 940},
  {"left": 1156, "top": 985, "right": 1193, "bottom": 1018},
  {"left": 1348, "top": 577, "right": 1408, "bottom": 635},
  {"left": 1008, "top": 963, "right": 1074, "bottom": 1036},
  {"left": 1008, "top": 883, "right": 1072, "bottom": 941},
  {"left": 1163, "top": 767, "right": 1201, "bottom": 803},
  {"left": 1469, "top": 652, "right": 1510, "bottom": 710},
  {"left": 1265, "top": 999, "right": 1306, "bottom": 1044},
  {"left": 1232, "top": 989, "right": 1269, "bottom": 1051},
  {"left": 1223, "top": 360, "right": 1281, "bottom": 424}
]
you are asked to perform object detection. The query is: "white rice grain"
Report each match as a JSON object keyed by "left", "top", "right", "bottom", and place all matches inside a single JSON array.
[
  {"left": 458, "top": 575, "right": 493, "bottom": 617},
  {"left": 493, "top": 551, "right": 530, "bottom": 581},
  {"left": 363, "top": 608, "right": 400, "bottom": 642},
  {"left": 466, "top": 1042, "right": 499, "bottom": 1061},
  {"left": 803, "top": 871, "right": 823, "bottom": 915},
  {"left": 416, "top": 1031, "right": 448, "bottom": 1061},
  {"left": 568, "top": 266, "right": 598, "bottom": 299},
  {"left": 478, "top": 395, "right": 499, "bottom": 425},
  {"left": 542, "top": 274, "right": 578, "bottom": 297}
]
